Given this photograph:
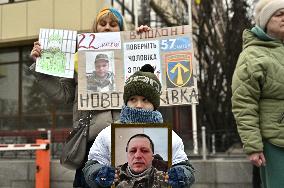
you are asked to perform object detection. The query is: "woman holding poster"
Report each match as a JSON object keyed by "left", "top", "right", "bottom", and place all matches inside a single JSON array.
[{"left": 30, "top": 7, "right": 151, "bottom": 188}]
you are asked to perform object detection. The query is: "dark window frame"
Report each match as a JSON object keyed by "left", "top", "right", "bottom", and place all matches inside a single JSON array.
[{"left": 0, "top": 45, "right": 73, "bottom": 131}]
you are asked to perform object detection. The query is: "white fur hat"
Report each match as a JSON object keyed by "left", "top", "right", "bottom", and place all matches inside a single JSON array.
[{"left": 254, "top": 0, "right": 284, "bottom": 29}]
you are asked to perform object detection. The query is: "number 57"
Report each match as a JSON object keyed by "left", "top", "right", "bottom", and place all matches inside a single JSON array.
[{"left": 161, "top": 39, "right": 176, "bottom": 50}]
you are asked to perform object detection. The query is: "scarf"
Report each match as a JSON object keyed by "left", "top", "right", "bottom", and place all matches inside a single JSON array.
[
  {"left": 116, "top": 163, "right": 167, "bottom": 188},
  {"left": 119, "top": 105, "right": 163, "bottom": 123},
  {"left": 127, "top": 165, "right": 152, "bottom": 178},
  {"left": 251, "top": 25, "right": 275, "bottom": 41}
]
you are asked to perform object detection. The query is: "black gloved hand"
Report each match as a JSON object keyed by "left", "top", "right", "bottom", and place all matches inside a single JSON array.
[
  {"left": 95, "top": 166, "right": 115, "bottom": 187},
  {"left": 168, "top": 166, "right": 190, "bottom": 188}
]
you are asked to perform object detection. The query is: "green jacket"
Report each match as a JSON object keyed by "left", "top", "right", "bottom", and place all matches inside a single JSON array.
[{"left": 231, "top": 29, "right": 284, "bottom": 154}]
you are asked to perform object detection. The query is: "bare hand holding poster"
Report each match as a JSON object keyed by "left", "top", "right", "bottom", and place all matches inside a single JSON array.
[{"left": 78, "top": 25, "right": 198, "bottom": 110}]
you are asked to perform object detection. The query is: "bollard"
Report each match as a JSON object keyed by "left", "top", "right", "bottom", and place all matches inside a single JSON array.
[
  {"left": 201, "top": 126, "right": 207, "bottom": 160},
  {"left": 211, "top": 134, "right": 216, "bottom": 155},
  {"left": 35, "top": 139, "right": 50, "bottom": 188}
]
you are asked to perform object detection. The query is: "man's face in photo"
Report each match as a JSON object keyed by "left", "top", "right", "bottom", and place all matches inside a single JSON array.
[
  {"left": 95, "top": 60, "right": 109, "bottom": 78},
  {"left": 127, "top": 137, "right": 154, "bottom": 173}
]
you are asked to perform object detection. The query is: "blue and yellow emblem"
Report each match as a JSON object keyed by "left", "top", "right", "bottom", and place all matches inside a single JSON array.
[{"left": 166, "top": 52, "right": 192, "bottom": 88}]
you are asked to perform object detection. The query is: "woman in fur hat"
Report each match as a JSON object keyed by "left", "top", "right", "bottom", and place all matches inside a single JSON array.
[{"left": 231, "top": 0, "right": 284, "bottom": 187}]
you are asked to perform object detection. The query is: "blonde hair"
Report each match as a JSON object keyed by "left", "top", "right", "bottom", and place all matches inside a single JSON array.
[{"left": 92, "top": 10, "right": 127, "bottom": 32}]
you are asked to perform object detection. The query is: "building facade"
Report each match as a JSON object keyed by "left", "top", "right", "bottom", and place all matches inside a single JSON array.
[
  {"left": 0, "top": 0, "right": 196, "bottom": 156},
  {"left": 0, "top": 0, "right": 110, "bottom": 131}
]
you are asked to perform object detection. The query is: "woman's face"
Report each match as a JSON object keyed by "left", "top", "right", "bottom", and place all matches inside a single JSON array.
[
  {"left": 96, "top": 15, "right": 120, "bottom": 33},
  {"left": 127, "top": 95, "right": 154, "bottom": 111},
  {"left": 266, "top": 9, "right": 284, "bottom": 40}
]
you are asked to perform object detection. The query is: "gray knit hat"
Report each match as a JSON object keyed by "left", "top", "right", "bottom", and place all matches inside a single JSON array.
[
  {"left": 254, "top": 0, "right": 284, "bottom": 30},
  {"left": 123, "top": 64, "right": 161, "bottom": 109}
]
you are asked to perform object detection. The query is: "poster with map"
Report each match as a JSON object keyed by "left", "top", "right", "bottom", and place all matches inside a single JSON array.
[{"left": 35, "top": 28, "right": 77, "bottom": 78}]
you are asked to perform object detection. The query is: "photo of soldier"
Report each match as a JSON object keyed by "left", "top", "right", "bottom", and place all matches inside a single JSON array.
[
  {"left": 114, "top": 133, "right": 168, "bottom": 188},
  {"left": 87, "top": 53, "right": 115, "bottom": 92}
]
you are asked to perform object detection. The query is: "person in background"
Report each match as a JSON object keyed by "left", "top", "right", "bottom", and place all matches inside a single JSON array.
[
  {"left": 83, "top": 64, "right": 195, "bottom": 188},
  {"left": 231, "top": 0, "right": 284, "bottom": 187},
  {"left": 87, "top": 53, "right": 115, "bottom": 92},
  {"left": 29, "top": 7, "right": 151, "bottom": 188}
]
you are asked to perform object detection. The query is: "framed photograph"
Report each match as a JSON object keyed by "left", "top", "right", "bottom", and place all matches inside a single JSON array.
[
  {"left": 111, "top": 123, "right": 172, "bottom": 187},
  {"left": 85, "top": 51, "right": 116, "bottom": 92}
]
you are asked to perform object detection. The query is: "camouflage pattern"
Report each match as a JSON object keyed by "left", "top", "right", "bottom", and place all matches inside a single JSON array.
[
  {"left": 87, "top": 71, "right": 115, "bottom": 92},
  {"left": 115, "top": 163, "right": 168, "bottom": 188}
]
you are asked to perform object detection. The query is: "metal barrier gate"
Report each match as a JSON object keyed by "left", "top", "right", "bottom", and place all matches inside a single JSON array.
[{"left": 0, "top": 139, "right": 50, "bottom": 188}]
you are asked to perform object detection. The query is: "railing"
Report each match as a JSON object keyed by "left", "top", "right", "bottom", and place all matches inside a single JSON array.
[
  {"left": 177, "top": 126, "right": 244, "bottom": 160},
  {"left": 112, "top": 0, "right": 135, "bottom": 25}
]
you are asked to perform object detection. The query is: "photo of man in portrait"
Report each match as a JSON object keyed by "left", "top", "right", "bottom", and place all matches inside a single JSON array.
[
  {"left": 114, "top": 132, "right": 169, "bottom": 188},
  {"left": 86, "top": 53, "right": 115, "bottom": 92}
]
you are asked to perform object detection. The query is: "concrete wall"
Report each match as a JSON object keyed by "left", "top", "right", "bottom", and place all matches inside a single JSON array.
[
  {"left": 0, "top": 0, "right": 110, "bottom": 44},
  {"left": 0, "top": 160, "right": 74, "bottom": 188},
  {"left": 193, "top": 160, "right": 252, "bottom": 188},
  {"left": 0, "top": 159, "right": 252, "bottom": 188}
]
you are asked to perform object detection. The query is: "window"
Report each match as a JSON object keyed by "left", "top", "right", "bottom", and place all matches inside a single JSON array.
[
  {"left": 0, "top": 45, "right": 72, "bottom": 131},
  {"left": 0, "top": 63, "right": 19, "bottom": 116}
]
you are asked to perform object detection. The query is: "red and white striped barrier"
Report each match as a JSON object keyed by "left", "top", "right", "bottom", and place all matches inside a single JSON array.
[
  {"left": 0, "top": 143, "right": 48, "bottom": 151},
  {"left": 0, "top": 139, "right": 50, "bottom": 188}
]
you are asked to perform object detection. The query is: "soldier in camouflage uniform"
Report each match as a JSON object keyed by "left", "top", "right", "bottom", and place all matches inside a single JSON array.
[
  {"left": 114, "top": 134, "right": 168, "bottom": 188},
  {"left": 115, "top": 163, "right": 167, "bottom": 188},
  {"left": 87, "top": 53, "right": 115, "bottom": 92}
]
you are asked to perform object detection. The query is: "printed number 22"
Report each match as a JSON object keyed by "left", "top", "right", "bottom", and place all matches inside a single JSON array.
[{"left": 161, "top": 39, "right": 176, "bottom": 50}]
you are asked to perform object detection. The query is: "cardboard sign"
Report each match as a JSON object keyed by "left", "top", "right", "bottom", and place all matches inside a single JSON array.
[
  {"left": 36, "top": 28, "right": 77, "bottom": 78},
  {"left": 78, "top": 25, "right": 198, "bottom": 110}
]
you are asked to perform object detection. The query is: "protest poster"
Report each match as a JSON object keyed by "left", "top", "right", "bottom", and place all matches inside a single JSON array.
[
  {"left": 35, "top": 28, "right": 77, "bottom": 78},
  {"left": 77, "top": 25, "right": 198, "bottom": 110}
]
